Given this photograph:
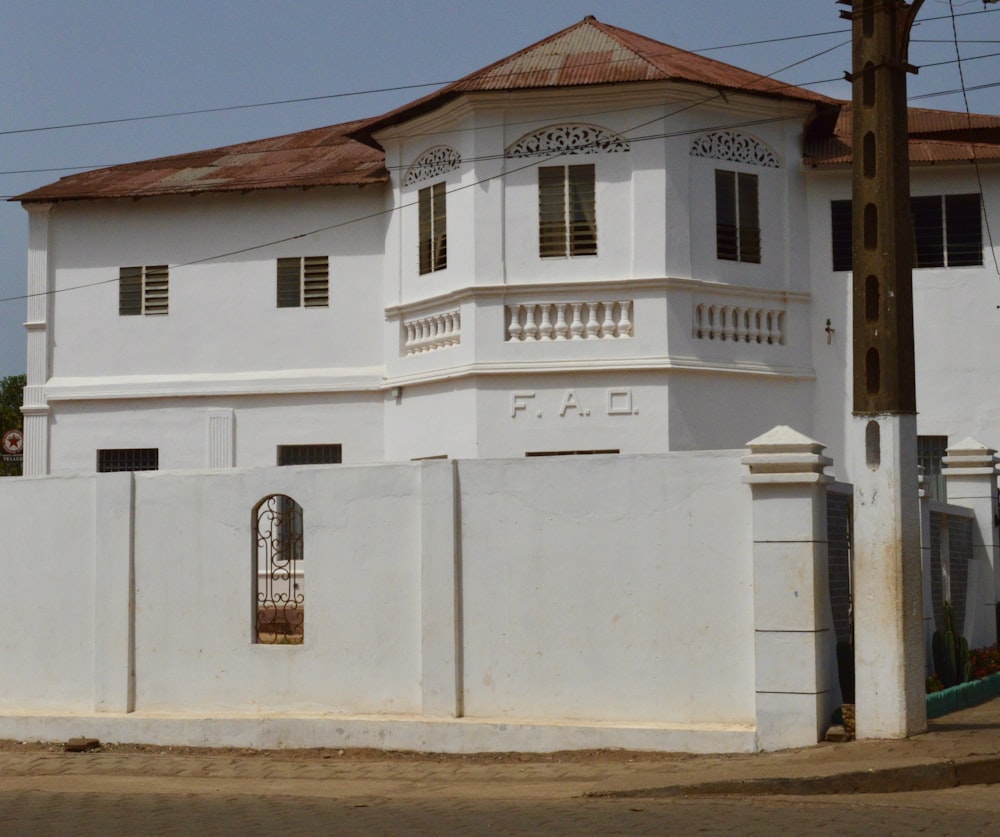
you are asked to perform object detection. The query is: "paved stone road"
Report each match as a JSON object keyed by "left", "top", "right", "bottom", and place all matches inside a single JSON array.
[{"left": 2, "top": 784, "right": 1000, "bottom": 835}]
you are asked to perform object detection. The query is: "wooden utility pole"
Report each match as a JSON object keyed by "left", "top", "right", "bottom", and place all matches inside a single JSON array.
[{"left": 838, "top": 0, "right": 927, "bottom": 738}]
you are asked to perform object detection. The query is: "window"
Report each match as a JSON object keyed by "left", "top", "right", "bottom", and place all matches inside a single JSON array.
[
  {"left": 715, "top": 170, "right": 760, "bottom": 263},
  {"left": 912, "top": 194, "right": 982, "bottom": 268},
  {"left": 525, "top": 449, "right": 619, "bottom": 457},
  {"left": 253, "top": 494, "right": 304, "bottom": 644},
  {"left": 277, "top": 256, "right": 329, "bottom": 308},
  {"left": 830, "top": 195, "right": 982, "bottom": 271},
  {"left": 119, "top": 265, "right": 168, "bottom": 315},
  {"left": 277, "top": 444, "right": 342, "bottom": 466},
  {"left": 97, "top": 448, "right": 159, "bottom": 472},
  {"left": 539, "top": 164, "right": 597, "bottom": 258},
  {"left": 418, "top": 182, "right": 447, "bottom": 274},
  {"left": 918, "top": 435, "right": 948, "bottom": 503},
  {"left": 831, "top": 199, "right": 853, "bottom": 272}
]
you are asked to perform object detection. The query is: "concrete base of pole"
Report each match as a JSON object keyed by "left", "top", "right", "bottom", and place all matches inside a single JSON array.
[{"left": 852, "top": 413, "right": 927, "bottom": 739}]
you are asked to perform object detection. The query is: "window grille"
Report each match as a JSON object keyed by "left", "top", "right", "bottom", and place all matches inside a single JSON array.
[
  {"left": 277, "top": 257, "right": 329, "bottom": 308},
  {"left": 418, "top": 182, "right": 447, "bottom": 274},
  {"left": 277, "top": 444, "right": 342, "bottom": 466},
  {"left": 715, "top": 170, "right": 760, "bottom": 263},
  {"left": 97, "top": 448, "right": 159, "bottom": 472},
  {"left": 918, "top": 435, "right": 948, "bottom": 503},
  {"left": 253, "top": 494, "right": 304, "bottom": 644},
  {"left": 525, "top": 449, "right": 619, "bottom": 457},
  {"left": 119, "top": 265, "right": 168, "bottom": 316},
  {"left": 538, "top": 164, "right": 597, "bottom": 258}
]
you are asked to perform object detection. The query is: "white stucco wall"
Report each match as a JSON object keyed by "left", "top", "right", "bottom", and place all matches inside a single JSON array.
[
  {"left": 0, "top": 476, "right": 96, "bottom": 710},
  {"left": 0, "top": 452, "right": 759, "bottom": 734},
  {"left": 457, "top": 452, "right": 755, "bottom": 724}
]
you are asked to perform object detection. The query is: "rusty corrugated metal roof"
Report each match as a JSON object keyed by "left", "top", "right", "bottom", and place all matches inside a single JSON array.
[
  {"left": 805, "top": 103, "right": 1000, "bottom": 166},
  {"left": 16, "top": 118, "right": 388, "bottom": 204},
  {"left": 353, "top": 16, "right": 835, "bottom": 147}
]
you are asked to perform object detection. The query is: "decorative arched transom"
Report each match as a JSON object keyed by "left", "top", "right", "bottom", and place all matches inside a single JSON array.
[
  {"left": 403, "top": 146, "right": 462, "bottom": 186},
  {"left": 689, "top": 131, "right": 780, "bottom": 168},
  {"left": 505, "top": 124, "right": 631, "bottom": 158}
]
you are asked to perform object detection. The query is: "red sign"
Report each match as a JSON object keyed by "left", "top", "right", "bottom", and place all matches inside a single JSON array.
[{"left": 2, "top": 428, "right": 23, "bottom": 461}]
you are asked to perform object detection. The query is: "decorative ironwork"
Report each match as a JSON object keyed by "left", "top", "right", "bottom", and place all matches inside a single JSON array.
[
  {"left": 403, "top": 146, "right": 462, "bottom": 186},
  {"left": 505, "top": 124, "right": 630, "bottom": 158},
  {"left": 254, "top": 494, "right": 304, "bottom": 644},
  {"left": 689, "top": 131, "right": 780, "bottom": 168}
]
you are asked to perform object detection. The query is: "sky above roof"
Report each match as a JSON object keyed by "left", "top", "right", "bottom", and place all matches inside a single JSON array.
[{"left": 1, "top": 0, "right": 998, "bottom": 378}]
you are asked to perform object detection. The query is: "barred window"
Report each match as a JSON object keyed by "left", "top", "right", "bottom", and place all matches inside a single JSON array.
[
  {"left": 418, "top": 182, "right": 447, "bottom": 274},
  {"left": 119, "top": 265, "right": 168, "bottom": 316},
  {"left": 918, "top": 435, "right": 948, "bottom": 503},
  {"left": 715, "top": 170, "right": 760, "bottom": 263},
  {"left": 277, "top": 257, "right": 329, "bottom": 308},
  {"left": 539, "top": 164, "right": 597, "bottom": 258},
  {"left": 97, "top": 448, "right": 159, "bottom": 472},
  {"left": 277, "top": 444, "right": 342, "bottom": 466}
]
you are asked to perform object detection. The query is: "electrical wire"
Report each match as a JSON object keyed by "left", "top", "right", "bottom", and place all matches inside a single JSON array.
[{"left": 947, "top": 0, "right": 1000, "bottom": 274}]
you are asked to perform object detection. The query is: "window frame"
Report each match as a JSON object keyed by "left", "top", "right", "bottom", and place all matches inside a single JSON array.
[
  {"left": 715, "top": 169, "right": 761, "bottom": 264},
  {"left": 97, "top": 448, "right": 159, "bottom": 472},
  {"left": 830, "top": 194, "right": 983, "bottom": 271},
  {"left": 119, "top": 265, "right": 169, "bottom": 316},
  {"left": 276, "top": 256, "right": 329, "bottom": 308},
  {"left": 418, "top": 182, "right": 447, "bottom": 275},
  {"left": 277, "top": 444, "right": 343, "bottom": 466},
  {"left": 538, "top": 163, "right": 597, "bottom": 259}
]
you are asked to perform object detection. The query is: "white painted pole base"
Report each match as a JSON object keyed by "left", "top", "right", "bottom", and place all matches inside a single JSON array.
[{"left": 852, "top": 413, "right": 927, "bottom": 739}]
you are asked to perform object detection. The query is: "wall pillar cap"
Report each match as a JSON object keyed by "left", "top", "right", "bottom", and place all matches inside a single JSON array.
[
  {"left": 943, "top": 437, "right": 998, "bottom": 475},
  {"left": 742, "top": 425, "right": 833, "bottom": 484}
]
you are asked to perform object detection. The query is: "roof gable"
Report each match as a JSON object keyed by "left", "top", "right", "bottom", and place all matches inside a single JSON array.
[{"left": 352, "top": 16, "right": 834, "bottom": 146}]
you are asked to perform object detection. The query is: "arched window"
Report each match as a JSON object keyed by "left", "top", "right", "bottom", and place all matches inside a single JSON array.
[{"left": 253, "top": 494, "right": 304, "bottom": 644}]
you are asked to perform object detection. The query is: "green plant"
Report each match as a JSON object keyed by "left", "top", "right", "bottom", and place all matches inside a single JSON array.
[{"left": 932, "top": 601, "right": 971, "bottom": 689}]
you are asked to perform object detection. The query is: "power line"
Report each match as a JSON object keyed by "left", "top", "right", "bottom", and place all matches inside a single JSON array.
[
  {"left": 1, "top": 33, "right": 849, "bottom": 303},
  {"left": 946, "top": 0, "right": 1000, "bottom": 274}
]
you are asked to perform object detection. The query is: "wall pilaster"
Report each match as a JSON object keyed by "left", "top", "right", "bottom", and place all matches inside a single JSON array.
[
  {"left": 21, "top": 204, "right": 52, "bottom": 476},
  {"left": 743, "top": 426, "right": 835, "bottom": 750}
]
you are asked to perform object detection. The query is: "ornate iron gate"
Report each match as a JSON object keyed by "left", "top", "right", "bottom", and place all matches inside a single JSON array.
[{"left": 254, "top": 494, "right": 304, "bottom": 644}]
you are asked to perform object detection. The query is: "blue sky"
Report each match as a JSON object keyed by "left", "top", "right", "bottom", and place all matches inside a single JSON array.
[{"left": 1, "top": 0, "right": 998, "bottom": 377}]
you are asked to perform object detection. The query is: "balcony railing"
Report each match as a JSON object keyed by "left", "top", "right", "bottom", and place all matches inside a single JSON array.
[{"left": 506, "top": 301, "right": 633, "bottom": 342}]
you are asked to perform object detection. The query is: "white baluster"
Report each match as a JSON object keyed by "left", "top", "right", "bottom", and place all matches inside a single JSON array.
[
  {"left": 601, "top": 301, "right": 617, "bottom": 338},
  {"left": 747, "top": 310, "right": 761, "bottom": 343},
  {"left": 722, "top": 307, "right": 736, "bottom": 341},
  {"left": 405, "top": 322, "right": 416, "bottom": 354},
  {"left": 694, "top": 304, "right": 704, "bottom": 339},
  {"left": 774, "top": 311, "right": 784, "bottom": 346},
  {"left": 524, "top": 305, "right": 538, "bottom": 341},
  {"left": 618, "top": 300, "right": 632, "bottom": 337},
  {"left": 508, "top": 305, "right": 522, "bottom": 342},
  {"left": 539, "top": 304, "right": 553, "bottom": 341},
  {"left": 734, "top": 307, "right": 747, "bottom": 342},
  {"left": 554, "top": 304, "right": 569, "bottom": 340},
  {"left": 570, "top": 303, "right": 584, "bottom": 340},
  {"left": 585, "top": 303, "right": 600, "bottom": 339},
  {"left": 450, "top": 311, "right": 461, "bottom": 345}
]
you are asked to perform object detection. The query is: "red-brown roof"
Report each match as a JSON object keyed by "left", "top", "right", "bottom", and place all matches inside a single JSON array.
[
  {"left": 805, "top": 103, "right": 1000, "bottom": 166},
  {"left": 16, "top": 118, "right": 388, "bottom": 204},
  {"left": 352, "top": 16, "right": 835, "bottom": 146}
]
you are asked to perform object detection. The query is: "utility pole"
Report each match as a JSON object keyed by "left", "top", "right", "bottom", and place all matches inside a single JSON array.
[{"left": 838, "top": 0, "right": 927, "bottom": 738}]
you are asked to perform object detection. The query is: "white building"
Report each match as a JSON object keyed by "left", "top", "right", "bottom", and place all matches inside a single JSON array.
[{"left": 15, "top": 16, "right": 1000, "bottom": 484}]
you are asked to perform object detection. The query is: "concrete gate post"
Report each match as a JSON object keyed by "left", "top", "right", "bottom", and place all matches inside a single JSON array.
[
  {"left": 942, "top": 438, "right": 1000, "bottom": 649},
  {"left": 743, "top": 426, "right": 836, "bottom": 750}
]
